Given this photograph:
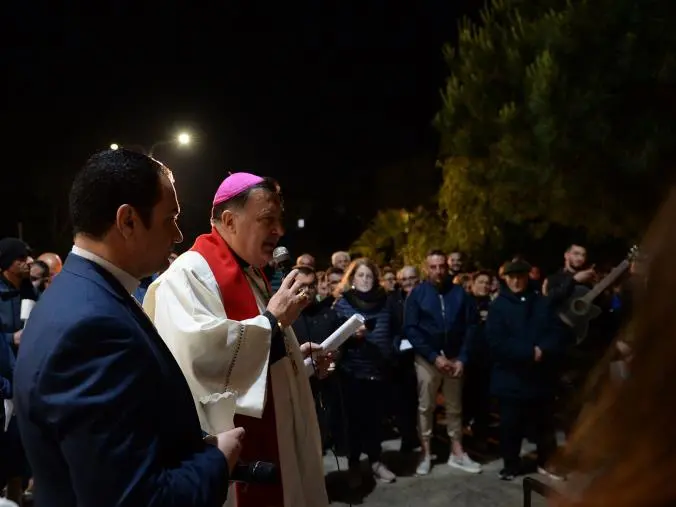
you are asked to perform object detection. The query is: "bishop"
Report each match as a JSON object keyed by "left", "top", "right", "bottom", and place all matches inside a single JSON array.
[{"left": 143, "top": 173, "right": 328, "bottom": 507}]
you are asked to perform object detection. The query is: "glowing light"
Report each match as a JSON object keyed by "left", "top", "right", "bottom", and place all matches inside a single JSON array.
[
  {"left": 297, "top": 218, "right": 305, "bottom": 229},
  {"left": 177, "top": 132, "right": 191, "bottom": 145},
  {"left": 110, "top": 143, "right": 119, "bottom": 150}
]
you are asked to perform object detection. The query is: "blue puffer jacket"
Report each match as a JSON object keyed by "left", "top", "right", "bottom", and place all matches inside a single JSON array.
[
  {"left": 404, "top": 277, "right": 475, "bottom": 365},
  {"left": 486, "top": 286, "right": 567, "bottom": 400},
  {"left": 333, "top": 289, "right": 394, "bottom": 380}
]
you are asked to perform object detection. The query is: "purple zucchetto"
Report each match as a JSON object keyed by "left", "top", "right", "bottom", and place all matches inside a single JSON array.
[{"left": 212, "top": 172, "right": 265, "bottom": 206}]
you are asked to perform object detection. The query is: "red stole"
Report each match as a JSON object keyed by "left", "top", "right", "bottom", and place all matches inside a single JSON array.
[{"left": 191, "top": 228, "right": 284, "bottom": 507}]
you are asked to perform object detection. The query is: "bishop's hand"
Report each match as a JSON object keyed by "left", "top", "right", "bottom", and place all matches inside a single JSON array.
[{"left": 267, "top": 269, "right": 310, "bottom": 327}]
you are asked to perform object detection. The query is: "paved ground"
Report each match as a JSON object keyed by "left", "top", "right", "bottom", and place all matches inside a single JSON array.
[{"left": 323, "top": 438, "right": 554, "bottom": 507}]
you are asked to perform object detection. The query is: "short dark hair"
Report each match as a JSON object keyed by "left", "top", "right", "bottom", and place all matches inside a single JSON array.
[
  {"left": 325, "top": 266, "right": 344, "bottom": 278},
  {"left": 566, "top": 243, "right": 586, "bottom": 252},
  {"left": 69, "top": 149, "right": 171, "bottom": 239},
  {"left": 211, "top": 177, "right": 282, "bottom": 220},
  {"left": 427, "top": 249, "right": 446, "bottom": 259},
  {"left": 32, "top": 259, "right": 50, "bottom": 277},
  {"left": 292, "top": 265, "right": 316, "bottom": 277},
  {"left": 472, "top": 269, "right": 493, "bottom": 281}
]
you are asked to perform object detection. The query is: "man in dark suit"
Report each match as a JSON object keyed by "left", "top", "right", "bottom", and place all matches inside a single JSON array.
[{"left": 13, "top": 149, "right": 245, "bottom": 507}]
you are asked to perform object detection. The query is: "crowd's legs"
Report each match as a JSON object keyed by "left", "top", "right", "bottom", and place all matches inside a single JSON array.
[
  {"left": 341, "top": 374, "right": 395, "bottom": 487},
  {"left": 497, "top": 397, "right": 558, "bottom": 480},
  {"left": 390, "top": 354, "right": 419, "bottom": 453},
  {"left": 414, "top": 355, "right": 481, "bottom": 475}
]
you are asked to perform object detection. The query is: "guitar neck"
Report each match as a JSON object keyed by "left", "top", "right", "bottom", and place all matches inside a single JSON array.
[{"left": 583, "top": 260, "right": 630, "bottom": 302}]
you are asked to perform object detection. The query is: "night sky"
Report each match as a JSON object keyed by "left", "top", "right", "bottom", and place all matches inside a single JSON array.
[{"left": 6, "top": 1, "right": 482, "bottom": 263}]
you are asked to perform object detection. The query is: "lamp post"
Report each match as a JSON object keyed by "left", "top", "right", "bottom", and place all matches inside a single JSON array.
[{"left": 109, "top": 132, "right": 192, "bottom": 157}]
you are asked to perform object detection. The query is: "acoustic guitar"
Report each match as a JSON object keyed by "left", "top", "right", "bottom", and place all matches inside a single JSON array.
[{"left": 557, "top": 245, "right": 639, "bottom": 343}]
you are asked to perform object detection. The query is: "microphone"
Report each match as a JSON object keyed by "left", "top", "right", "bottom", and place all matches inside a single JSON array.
[
  {"left": 272, "top": 246, "right": 292, "bottom": 277},
  {"left": 231, "top": 461, "right": 280, "bottom": 484}
]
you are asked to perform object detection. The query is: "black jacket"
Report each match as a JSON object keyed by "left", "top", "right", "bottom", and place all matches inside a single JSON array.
[{"left": 486, "top": 286, "right": 567, "bottom": 400}]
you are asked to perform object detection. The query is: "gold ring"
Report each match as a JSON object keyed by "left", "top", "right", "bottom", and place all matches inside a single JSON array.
[{"left": 298, "top": 289, "right": 308, "bottom": 299}]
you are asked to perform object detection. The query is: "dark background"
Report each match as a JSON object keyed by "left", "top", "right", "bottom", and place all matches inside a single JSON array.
[{"left": 4, "top": 0, "right": 486, "bottom": 266}]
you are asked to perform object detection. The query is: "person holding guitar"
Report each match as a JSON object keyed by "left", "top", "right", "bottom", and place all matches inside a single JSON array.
[
  {"left": 542, "top": 244, "right": 597, "bottom": 307},
  {"left": 543, "top": 243, "right": 637, "bottom": 429}
]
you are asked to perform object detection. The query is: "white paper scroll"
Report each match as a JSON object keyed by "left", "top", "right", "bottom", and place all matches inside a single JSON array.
[
  {"left": 3, "top": 399, "right": 13, "bottom": 432},
  {"left": 304, "top": 313, "right": 365, "bottom": 377},
  {"left": 20, "top": 299, "right": 35, "bottom": 321}
]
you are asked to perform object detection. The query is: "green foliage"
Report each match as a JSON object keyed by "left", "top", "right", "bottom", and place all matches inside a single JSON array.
[
  {"left": 435, "top": 0, "right": 676, "bottom": 254},
  {"left": 350, "top": 209, "right": 409, "bottom": 266},
  {"left": 350, "top": 207, "right": 450, "bottom": 270}
]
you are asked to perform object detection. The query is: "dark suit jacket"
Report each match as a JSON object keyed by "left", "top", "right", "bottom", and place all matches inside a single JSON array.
[{"left": 14, "top": 253, "right": 229, "bottom": 507}]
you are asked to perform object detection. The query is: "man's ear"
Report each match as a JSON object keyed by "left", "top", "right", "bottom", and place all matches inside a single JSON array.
[
  {"left": 116, "top": 204, "right": 138, "bottom": 239},
  {"left": 221, "top": 209, "right": 238, "bottom": 234}
]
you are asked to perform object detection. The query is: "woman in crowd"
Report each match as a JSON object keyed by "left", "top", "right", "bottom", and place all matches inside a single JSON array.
[{"left": 333, "top": 258, "right": 397, "bottom": 488}]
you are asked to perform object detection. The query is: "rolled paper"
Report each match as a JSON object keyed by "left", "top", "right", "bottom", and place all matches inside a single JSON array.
[
  {"left": 199, "top": 391, "right": 237, "bottom": 434},
  {"left": 3, "top": 399, "right": 13, "bottom": 432},
  {"left": 20, "top": 299, "right": 35, "bottom": 321},
  {"left": 304, "top": 313, "right": 365, "bottom": 377}
]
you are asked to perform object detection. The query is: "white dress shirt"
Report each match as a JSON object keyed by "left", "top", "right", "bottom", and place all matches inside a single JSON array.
[{"left": 71, "top": 245, "right": 140, "bottom": 295}]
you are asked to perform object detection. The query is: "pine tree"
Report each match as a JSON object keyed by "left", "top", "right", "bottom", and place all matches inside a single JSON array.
[{"left": 435, "top": 0, "right": 676, "bottom": 254}]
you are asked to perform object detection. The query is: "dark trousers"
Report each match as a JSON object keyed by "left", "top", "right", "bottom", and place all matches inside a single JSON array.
[
  {"left": 0, "top": 417, "right": 29, "bottom": 489},
  {"left": 498, "top": 397, "right": 557, "bottom": 473},
  {"left": 391, "top": 353, "right": 419, "bottom": 450},
  {"left": 462, "top": 362, "right": 492, "bottom": 440},
  {"left": 310, "top": 375, "right": 345, "bottom": 452},
  {"left": 341, "top": 374, "right": 386, "bottom": 466}
]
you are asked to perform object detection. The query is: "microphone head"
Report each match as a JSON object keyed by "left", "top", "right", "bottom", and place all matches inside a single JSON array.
[
  {"left": 252, "top": 461, "right": 280, "bottom": 484},
  {"left": 231, "top": 461, "right": 280, "bottom": 484},
  {"left": 273, "top": 246, "right": 290, "bottom": 267}
]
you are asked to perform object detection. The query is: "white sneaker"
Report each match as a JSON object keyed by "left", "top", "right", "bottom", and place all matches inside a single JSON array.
[
  {"left": 372, "top": 461, "right": 396, "bottom": 483},
  {"left": 537, "top": 466, "right": 566, "bottom": 481},
  {"left": 448, "top": 453, "right": 482, "bottom": 474},
  {"left": 416, "top": 454, "right": 432, "bottom": 476}
]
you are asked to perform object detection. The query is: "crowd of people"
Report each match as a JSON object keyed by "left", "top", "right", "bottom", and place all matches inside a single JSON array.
[
  {"left": 266, "top": 245, "right": 631, "bottom": 489},
  {"left": 0, "top": 150, "right": 636, "bottom": 506}
]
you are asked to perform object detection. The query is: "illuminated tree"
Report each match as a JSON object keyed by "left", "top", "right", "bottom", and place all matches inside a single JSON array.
[
  {"left": 351, "top": 207, "right": 450, "bottom": 268},
  {"left": 435, "top": 0, "right": 676, "bottom": 254}
]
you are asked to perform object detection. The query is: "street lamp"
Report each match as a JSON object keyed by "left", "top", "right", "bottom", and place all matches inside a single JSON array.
[
  {"left": 177, "top": 132, "right": 191, "bottom": 146},
  {"left": 148, "top": 132, "right": 192, "bottom": 157},
  {"left": 109, "top": 132, "right": 193, "bottom": 157}
]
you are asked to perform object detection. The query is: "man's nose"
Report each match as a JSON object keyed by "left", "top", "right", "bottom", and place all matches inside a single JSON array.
[{"left": 174, "top": 225, "right": 184, "bottom": 244}]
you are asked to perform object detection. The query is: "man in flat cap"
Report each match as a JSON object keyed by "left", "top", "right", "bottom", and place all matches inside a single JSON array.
[
  {"left": 144, "top": 173, "right": 329, "bottom": 507},
  {"left": 486, "top": 258, "right": 566, "bottom": 482}
]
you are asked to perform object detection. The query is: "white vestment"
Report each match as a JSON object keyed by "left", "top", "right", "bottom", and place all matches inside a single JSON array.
[{"left": 143, "top": 251, "right": 328, "bottom": 507}]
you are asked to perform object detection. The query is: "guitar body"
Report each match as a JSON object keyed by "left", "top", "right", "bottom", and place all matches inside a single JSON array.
[
  {"left": 556, "top": 245, "right": 638, "bottom": 344},
  {"left": 557, "top": 285, "right": 603, "bottom": 344}
]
